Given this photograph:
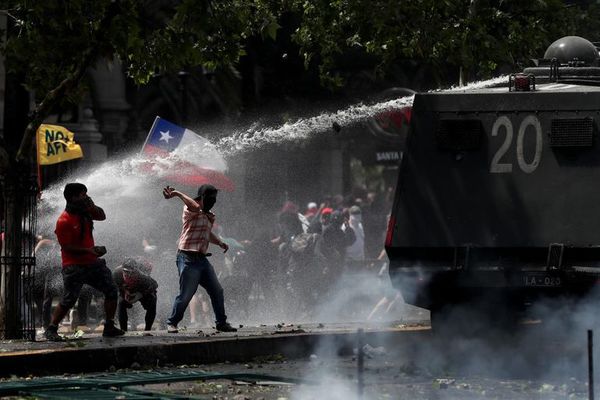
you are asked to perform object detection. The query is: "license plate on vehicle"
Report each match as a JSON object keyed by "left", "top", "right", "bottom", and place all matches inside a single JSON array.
[{"left": 524, "top": 274, "right": 562, "bottom": 287}]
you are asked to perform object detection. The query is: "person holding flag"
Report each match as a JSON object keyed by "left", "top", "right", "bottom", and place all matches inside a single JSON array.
[
  {"left": 162, "top": 184, "right": 237, "bottom": 333},
  {"left": 141, "top": 117, "right": 234, "bottom": 191}
]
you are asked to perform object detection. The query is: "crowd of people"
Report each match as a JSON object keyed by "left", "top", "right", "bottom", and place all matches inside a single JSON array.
[
  {"left": 32, "top": 183, "right": 402, "bottom": 340},
  {"left": 249, "top": 189, "right": 399, "bottom": 320},
  {"left": 37, "top": 182, "right": 236, "bottom": 341}
]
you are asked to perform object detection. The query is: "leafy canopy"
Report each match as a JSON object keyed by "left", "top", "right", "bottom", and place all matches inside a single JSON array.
[
  {"left": 2, "top": 0, "right": 281, "bottom": 95},
  {"left": 5, "top": 0, "right": 600, "bottom": 98},
  {"left": 289, "top": 0, "right": 600, "bottom": 85}
]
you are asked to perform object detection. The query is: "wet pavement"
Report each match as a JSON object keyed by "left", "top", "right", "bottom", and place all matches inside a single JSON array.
[
  {"left": 137, "top": 357, "right": 591, "bottom": 400},
  {"left": 0, "top": 320, "right": 429, "bottom": 377},
  {"left": 0, "top": 321, "right": 428, "bottom": 354},
  {"left": 0, "top": 305, "right": 596, "bottom": 399},
  {"left": 0, "top": 349, "right": 591, "bottom": 399}
]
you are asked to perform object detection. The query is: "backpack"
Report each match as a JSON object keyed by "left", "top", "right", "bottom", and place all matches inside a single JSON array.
[{"left": 290, "top": 233, "right": 319, "bottom": 255}]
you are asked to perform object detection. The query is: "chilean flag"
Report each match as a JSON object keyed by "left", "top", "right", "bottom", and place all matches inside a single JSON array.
[{"left": 140, "top": 117, "right": 235, "bottom": 191}]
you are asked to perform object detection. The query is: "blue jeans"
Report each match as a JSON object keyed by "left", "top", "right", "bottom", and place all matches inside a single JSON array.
[{"left": 167, "top": 250, "right": 227, "bottom": 326}]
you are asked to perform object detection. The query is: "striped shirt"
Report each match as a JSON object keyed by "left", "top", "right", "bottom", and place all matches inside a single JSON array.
[{"left": 177, "top": 206, "right": 215, "bottom": 254}]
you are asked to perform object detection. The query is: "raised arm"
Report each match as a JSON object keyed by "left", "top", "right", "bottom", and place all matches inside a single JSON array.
[
  {"left": 162, "top": 186, "right": 200, "bottom": 211},
  {"left": 88, "top": 204, "right": 106, "bottom": 221},
  {"left": 82, "top": 196, "right": 106, "bottom": 221}
]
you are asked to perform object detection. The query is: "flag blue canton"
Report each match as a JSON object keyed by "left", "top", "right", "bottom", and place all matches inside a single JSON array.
[{"left": 145, "top": 117, "right": 185, "bottom": 152}]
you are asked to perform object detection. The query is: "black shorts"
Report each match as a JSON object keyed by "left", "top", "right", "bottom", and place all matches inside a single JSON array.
[{"left": 59, "top": 259, "right": 118, "bottom": 309}]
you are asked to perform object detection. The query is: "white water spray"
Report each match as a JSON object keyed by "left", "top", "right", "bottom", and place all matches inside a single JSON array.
[
  {"left": 216, "top": 75, "right": 508, "bottom": 155},
  {"left": 42, "top": 74, "right": 508, "bottom": 202},
  {"left": 37, "top": 75, "right": 509, "bottom": 326}
]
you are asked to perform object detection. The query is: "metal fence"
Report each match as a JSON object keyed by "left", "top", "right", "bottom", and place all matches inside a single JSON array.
[{"left": 0, "top": 173, "right": 37, "bottom": 340}]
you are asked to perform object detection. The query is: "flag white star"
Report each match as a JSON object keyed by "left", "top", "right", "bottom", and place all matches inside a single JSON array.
[{"left": 159, "top": 130, "right": 173, "bottom": 143}]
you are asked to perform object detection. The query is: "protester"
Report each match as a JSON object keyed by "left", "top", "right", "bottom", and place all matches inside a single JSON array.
[
  {"left": 44, "top": 183, "right": 124, "bottom": 341},
  {"left": 304, "top": 202, "right": 318, "bottom": 222},
  {"left": 345, "top": 205, "right": 365, "bottom": 265},
  {"left": 314, "top": 210, "right": 356, "bottom": 282},
  {"left": 162, "top": 184, "right": 237, "bottom": 333},
  {"left": 277, "top": 206, "right": 304, "bottom": 243},
  {"left": 274, "top": 205, "right": 305, "bottom": 293},
  {"left": 33, "top": 232, "right": 62, "bottom": 329},
  {"left": 307, "top": 207, "right": 333, "bottom": 234},
  {"left": 367, "top": 249, "right": 404, "bottom": 321},
  {"left": 287, "top": 228, "right": 320, "bottom": 317},
  {"left": 363, "top": 191, "right": 388, "bottom": 259},
  {"left": 243, "top": 224, "right": 281, "bottom": 312},
  {"left": 280, "top": 201, "right": 309, "bottom": 233},
  {"left": 113, "top": 257, "right": 158, "bottom": 331}
]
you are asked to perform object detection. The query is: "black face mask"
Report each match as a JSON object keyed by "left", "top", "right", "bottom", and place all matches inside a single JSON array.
[{"left": 202, "top": 196, "right": 217, "bottom": 212}]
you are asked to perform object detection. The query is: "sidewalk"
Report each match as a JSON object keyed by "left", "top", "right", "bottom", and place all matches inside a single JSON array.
[{"left": 0, "top": 321, "right": 429, "bottom": 377}]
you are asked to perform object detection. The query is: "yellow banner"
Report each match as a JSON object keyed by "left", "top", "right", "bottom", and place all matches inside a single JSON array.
[{"left": 37, "top": 124, "right": 84, "bottom": 165}]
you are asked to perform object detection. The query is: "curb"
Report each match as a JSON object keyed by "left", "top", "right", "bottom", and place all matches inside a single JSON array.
[{"left": 0, "top": 328, "right": 427, "bottom": 377}]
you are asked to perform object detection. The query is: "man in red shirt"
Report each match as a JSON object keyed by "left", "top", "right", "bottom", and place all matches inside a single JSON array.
[
  {"left": 162, "top": 184, "right": 237, "bottom": 333},
  {"left": 44, "top": 183, "right": 124, "bottom": 341}
]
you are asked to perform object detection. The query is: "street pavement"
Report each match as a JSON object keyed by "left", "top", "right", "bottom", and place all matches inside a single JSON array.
[{"left": 0, "top": 321, "right": 429, "bottom": 377}]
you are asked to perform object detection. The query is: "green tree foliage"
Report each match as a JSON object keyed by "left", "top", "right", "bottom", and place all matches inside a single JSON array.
[
  {"left": 289, "top": 0, "right": 600, "bottom": 87},
  {"left": 1, "top": 0, "right": 281, "bottom": 161},
  {"left": 3, "top": 0, "right": 600, "bottom": 160}
]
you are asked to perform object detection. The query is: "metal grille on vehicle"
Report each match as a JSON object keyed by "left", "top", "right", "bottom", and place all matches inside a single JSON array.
[
  {"left": 546, "top": 243, "right": 564, "bottom": 269},
  {"left": 550, "top": 118, "right": 594, "bottom": 147},
  {"left": 435, "top": 119, "right": 482, "bottom": 151}
]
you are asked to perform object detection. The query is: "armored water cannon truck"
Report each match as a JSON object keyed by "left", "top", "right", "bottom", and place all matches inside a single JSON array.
[{"left": 385, "top": 36, "right": 600, "bottom": 326}]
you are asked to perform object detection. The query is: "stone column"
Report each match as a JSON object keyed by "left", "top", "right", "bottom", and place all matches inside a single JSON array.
[
  {"left": 88, "top": 58, "right": 131, "bottom": 152},
  {"left": 64, "top": 104, "right": 107, "bottom": 165}
]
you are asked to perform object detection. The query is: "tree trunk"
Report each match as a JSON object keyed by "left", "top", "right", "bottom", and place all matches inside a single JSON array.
[{"left": 0, "top": 1, "right": 121, "bottom": 340}]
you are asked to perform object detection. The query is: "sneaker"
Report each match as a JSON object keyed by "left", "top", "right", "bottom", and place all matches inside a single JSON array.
[
  {"left": 167, "top": 324, "right": 179, "bottom": 333},
  {"left": 102, "top": 322, "right": 125, "bottom": 337},
  {"left": 216, "top": 322, "right": 238, "bottom": 332},
  {"left": 44, "top": 326, "right": 64, "bottom": 342}
]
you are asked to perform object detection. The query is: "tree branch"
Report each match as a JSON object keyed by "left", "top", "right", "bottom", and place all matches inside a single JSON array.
[{"left": 15, "top": 0, "right": 121, "bottom": 163}]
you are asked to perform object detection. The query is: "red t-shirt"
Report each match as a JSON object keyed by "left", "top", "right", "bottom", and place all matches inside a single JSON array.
[{"left": 55, "top": 210, "right": 97, "bottom": 267}]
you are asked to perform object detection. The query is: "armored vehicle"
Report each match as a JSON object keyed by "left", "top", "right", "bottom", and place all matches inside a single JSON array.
[{"left": 385, "top": 36, "right": 600, "bottom": 325}]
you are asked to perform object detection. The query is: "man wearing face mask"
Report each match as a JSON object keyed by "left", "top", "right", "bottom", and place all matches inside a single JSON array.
[
  {"left": 162, "top": 184, "right": 237, "bottom": 333},
  {"left": 310, "top": 210, "right": 356, "bottom": 306},
  {"left": 345, "top": 206, "right": 365, "bottom": 263},
  {"left": 44, "top": 183, "right": 124, "bottom": 341}
]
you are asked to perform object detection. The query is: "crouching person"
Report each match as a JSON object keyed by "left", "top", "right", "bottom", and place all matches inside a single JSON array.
[
  {"left": 44, "top": 183, "right": 124, "bottom": 341},
  {"left": 113, "top": 258, "right": 158, "bottom": 331}
]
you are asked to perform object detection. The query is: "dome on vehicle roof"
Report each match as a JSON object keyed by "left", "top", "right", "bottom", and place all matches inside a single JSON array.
[{"left": 544, "top": 36, "right": 599, "bottom": 65}]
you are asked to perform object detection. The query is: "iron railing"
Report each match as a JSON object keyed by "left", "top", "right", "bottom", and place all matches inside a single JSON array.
[{"left": 0, "top": 172, "right": 37, "bottom": 340}]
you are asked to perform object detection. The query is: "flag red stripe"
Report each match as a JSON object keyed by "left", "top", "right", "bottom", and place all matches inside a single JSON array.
[{"left": 138, "top": 146, "right": 235, "bottom": 191}]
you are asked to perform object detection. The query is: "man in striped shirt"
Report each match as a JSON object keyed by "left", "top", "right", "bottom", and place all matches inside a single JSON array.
[{"left": 163, "top": 184, "right": 237, "bottom": 333}]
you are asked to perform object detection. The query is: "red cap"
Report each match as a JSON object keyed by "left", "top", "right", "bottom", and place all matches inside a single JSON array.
[{"left": 322, "top": 207, "right": 334, "bottom": 215}]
